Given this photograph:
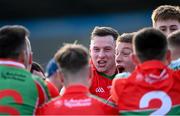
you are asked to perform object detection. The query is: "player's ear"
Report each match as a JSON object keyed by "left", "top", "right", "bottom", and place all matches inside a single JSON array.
[{"left": 57, "top": 69, "right": 64, "bottom": 84}]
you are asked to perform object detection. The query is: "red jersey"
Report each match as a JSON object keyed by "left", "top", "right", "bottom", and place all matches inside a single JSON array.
[
  {"left": 89, "top": 60, "right": 116, "bottom": 100},
  {"left": 45, "top": 81, "right": 59, "bottom": 98},
  {"left": 111, "top": 60, "right": 180, "bottom": 115},
  {"left": 32, "top": 75, "right": 59, "bottom": 107},
  {"left": 36, "top": 85, "right": 118, "bottom": 115}
]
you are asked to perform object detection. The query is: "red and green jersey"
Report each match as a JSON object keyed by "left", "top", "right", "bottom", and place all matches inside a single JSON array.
[
  {"left": 111, "top": 60, "right": 180, "bottom": 115},
  {"left": 89, "top": 60, "right": 116, "bottom": 100},
  {"left": 0, "top": 60, "right": 51, "bottom": 115},
  {"left": 36, "top": 84, "right": 118, "bottom": 115},
  {"left": 45, "top": 80, "right": 59, "bottom": 98}
]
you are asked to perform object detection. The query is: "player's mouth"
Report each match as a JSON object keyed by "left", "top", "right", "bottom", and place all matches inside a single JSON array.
[
  {"left": 117, "top": 66, "right": 125, "bottom": 73},
  {"left": 98, "top": 60, "right": 107, "bottom": 67}
]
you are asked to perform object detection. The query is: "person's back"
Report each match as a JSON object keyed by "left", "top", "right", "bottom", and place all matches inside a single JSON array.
[
  {"left": 111, "top": 28, "right": 180, "bottom": 115},
  {"left": 0, "top": 25, "right": 51, "bottom": 115},
  {"left": 37, "top": 85, "right": 117, "bottom": 115},
  {"left": 112, "top": 62, "right": 180, "bottom": 115},
  {"left": 0, "top": 64, "right": 50, "bottom": 115},
  {"left": 37, "top": 43, "right": 118, "bottom": 115}
]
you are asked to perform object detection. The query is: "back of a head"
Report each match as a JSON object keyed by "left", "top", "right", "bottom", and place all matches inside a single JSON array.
[
  {"left": 55, "top": 43, "right": 89, "bottom": 74},
  {"left": 133, "top": 27, "right": 167, "bottom": 62},
  {"left": 116, "top": 32, "right": 135, "bottom": 44},
  {"left": 91, "top": 26, "right": 119, "bottom": 40},
  {"left": 0, "top": 25, "right": 29, "bottom": 59},
  {"left": 152, "top": 5, "right": 180, "bottom": 26}
]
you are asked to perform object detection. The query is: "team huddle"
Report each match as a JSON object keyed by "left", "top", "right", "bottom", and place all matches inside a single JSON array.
[{"left": 0, "top": 5, "right": 180, "bottom": 115}]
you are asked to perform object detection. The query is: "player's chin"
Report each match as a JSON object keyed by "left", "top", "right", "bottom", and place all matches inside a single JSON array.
[{"left": 96, "top": 67, "right": 107, "bottom": 73}]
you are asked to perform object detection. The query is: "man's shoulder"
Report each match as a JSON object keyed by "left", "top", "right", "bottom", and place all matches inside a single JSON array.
[
  {"left": 112, "top": 71, "right": 136, "bottom": 92},
  {"left": 113, "top": 72, "right": 132, "bottom": 83},
  {"left": 169, "top": 58, "right": 180, "bottom": 70},
  {"left": 87, "top": 93, "right": 116, "bottom": 107},
  {"left": 36, "top": 96, "right": 61, "bottom": 114},
  {"left": 0, "top": 65, "right": 38, "bottom": 83},
  {"left": 87, "top": 94, "right": 118, "bottom": 114},
  {"left": 114, "top": 72, "right": 131, "bottom": 79},
  {"left": 31, "top": 74, "right": 45, "bottom": 83},
  {"left": 43, "top": 96, "right": 62, "bottom": 107}
]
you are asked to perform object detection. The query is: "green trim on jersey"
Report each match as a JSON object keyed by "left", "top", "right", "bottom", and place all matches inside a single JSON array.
[
  {"left": 87, "top": 94, "right": 117, "bottom": 108},
  {"left": 120, "top": 105, "right": 180, "bottom": 115},
  {"left": 98, "top": 72, "right": 116, "bottom": 80}
]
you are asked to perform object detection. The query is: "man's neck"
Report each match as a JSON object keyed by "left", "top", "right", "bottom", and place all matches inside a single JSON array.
[
  {"left": 103, "top": 66, "right": 116, "bottom": 75},
  {"left": 65, "top": 81, "right": 88, "bottom": 88},
  {"left": 98, "top": 71, "right": 116, "bottom": 80}
]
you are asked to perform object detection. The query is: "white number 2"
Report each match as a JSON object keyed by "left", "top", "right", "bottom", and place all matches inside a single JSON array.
[{"left": 139, "top": 91, "right": 172, "bottom": 115}]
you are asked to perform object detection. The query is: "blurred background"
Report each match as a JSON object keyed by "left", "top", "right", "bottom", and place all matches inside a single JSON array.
[{"left": 0, "top": 0, "right": 179, "bottom": 68}]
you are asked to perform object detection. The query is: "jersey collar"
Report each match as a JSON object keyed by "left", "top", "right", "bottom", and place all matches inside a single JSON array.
[
  {"left": 98, "top": 72, "right": 116, "bottom": 80},
  {"left": 138, "top": 60, "right": 166, "bottom": 70},
  {"left": 0, "top": 59, "right": 25, "bottom": 69},
  {"left": 134, "top": 60, "right": 169, "bottom": 81},
  {"left": 64, "top": 84, "right": 89, "bottom": 95}
]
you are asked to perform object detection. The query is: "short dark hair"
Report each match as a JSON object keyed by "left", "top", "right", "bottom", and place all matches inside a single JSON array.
[
  {"left": 91, "top": 26, "right": 119, "bottom": 41},
  {"left": 116, "top": 32, "right": 135, "bottom": 44},
  {"left": 0, "top": 25, "right": 29, "bottom": 59},
  {"left": 152, "top": 5, "right": 180, "bottom": 26},
  {"left": 54, "top": 43, "right": 89, "bottom": 73},
  {"left": 168, "top": 30, "right": 180, "bottom": 48},
  {"left": 133, "top": 27, "right": 167, "bottom": 62}
]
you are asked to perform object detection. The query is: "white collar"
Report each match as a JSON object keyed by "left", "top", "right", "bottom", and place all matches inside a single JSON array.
[{"left": 0, "top": 60, "right": 25, "bottom": 69}]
